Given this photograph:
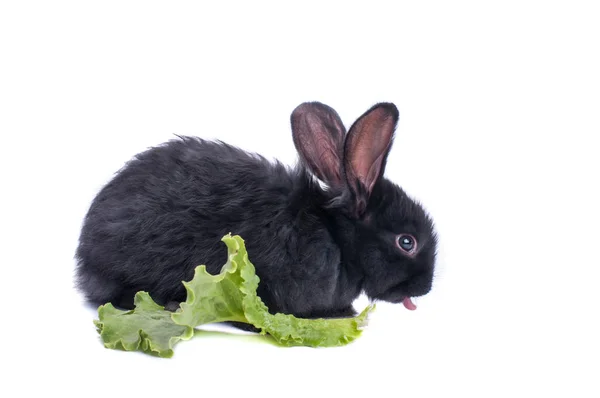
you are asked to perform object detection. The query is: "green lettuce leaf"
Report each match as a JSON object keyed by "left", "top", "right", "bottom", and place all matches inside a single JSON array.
[
  {"left": 177, "top": 233, "right": 374, "bottom": 347},
  {"left": 94, "top": 234, "right": 374, "bottom": 356},
  {"left": 94, "top": 292, "right": 193, "bottom": 358},
  {"left": 169, "top": 235, "right": 249, "bottom": 327}
]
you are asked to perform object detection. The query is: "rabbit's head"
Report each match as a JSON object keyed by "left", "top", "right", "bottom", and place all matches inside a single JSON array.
[{"left": 291, "top": 102, "right": 438, "bottom": 309}]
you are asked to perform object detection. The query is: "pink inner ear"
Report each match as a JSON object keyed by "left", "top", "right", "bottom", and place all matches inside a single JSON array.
[
  {"left": 346, "top": 108, "right": 396, "bottom": 194},
  {"left": 364, "top": 146, "right": 390, "bottom": 194},
  {"left": 291, "top": 104, "right": 346, "bottom": 188},
  {"left": 297, "top": 131, "right": 341, "bottom": 185}
]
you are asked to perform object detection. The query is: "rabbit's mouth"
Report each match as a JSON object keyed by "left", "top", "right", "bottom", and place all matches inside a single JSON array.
[
  {"left": 402, "top": 297, "right": 417, "bottom": 311},
  {"left": 372, "top": 287, "right": 418, "bottom": 310}
]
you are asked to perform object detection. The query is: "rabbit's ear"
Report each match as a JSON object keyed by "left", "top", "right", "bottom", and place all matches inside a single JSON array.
[
  {"left": 291, "top": 102, "right": 346, "bottom": 188},
  {"left": 344, "top": 103, "right": 399, "bottom": 216}
]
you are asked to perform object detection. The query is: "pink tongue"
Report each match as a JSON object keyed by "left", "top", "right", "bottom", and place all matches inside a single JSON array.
[{"left": 402, "top": 297, "right": 417, "bottom": 311}]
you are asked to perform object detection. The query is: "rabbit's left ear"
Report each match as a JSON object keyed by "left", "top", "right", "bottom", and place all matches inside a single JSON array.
[
  {"left": 291, "top": 102, "right": 346, "bottom": 189},
  {"left": 343, "top": 103, "right": 399, "bottom": 216}
]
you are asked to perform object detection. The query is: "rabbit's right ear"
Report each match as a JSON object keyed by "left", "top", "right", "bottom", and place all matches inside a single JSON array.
[
  {"left": 291, "top": 102, "right": 346, "bottom": 189},
  {"left": 343, "top": 103, "right": 399, "bottom": 217}
]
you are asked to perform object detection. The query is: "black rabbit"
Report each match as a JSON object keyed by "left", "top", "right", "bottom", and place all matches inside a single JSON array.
[{"left": 75, "top": 102, "right": 437, "bottom": 325}]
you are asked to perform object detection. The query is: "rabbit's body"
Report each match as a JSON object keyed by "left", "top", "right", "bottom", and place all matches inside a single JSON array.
[
  {"left": 77, "top": 138, "right": 359, "bottom": 317},
  {"left": 76, "top": 102, "right": 438, "bottom": 321}
]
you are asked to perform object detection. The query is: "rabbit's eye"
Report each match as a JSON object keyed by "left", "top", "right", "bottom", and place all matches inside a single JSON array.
[{"left": 396, "top": 234, "right": 417, "bottom": 254}]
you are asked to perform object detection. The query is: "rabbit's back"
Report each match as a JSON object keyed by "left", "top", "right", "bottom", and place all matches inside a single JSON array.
[{"left": 75, "top": 137, "right": 354, "bottom": 316}]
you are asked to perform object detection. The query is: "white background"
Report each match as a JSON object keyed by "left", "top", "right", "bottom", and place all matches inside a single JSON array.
[{"left": 1, "top": 1, "right": 599, "bottom": 397}]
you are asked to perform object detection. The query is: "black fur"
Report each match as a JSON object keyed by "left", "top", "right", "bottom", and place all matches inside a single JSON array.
[{"left": 75, "top": 102, "right": 437, "bottom": 324}]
